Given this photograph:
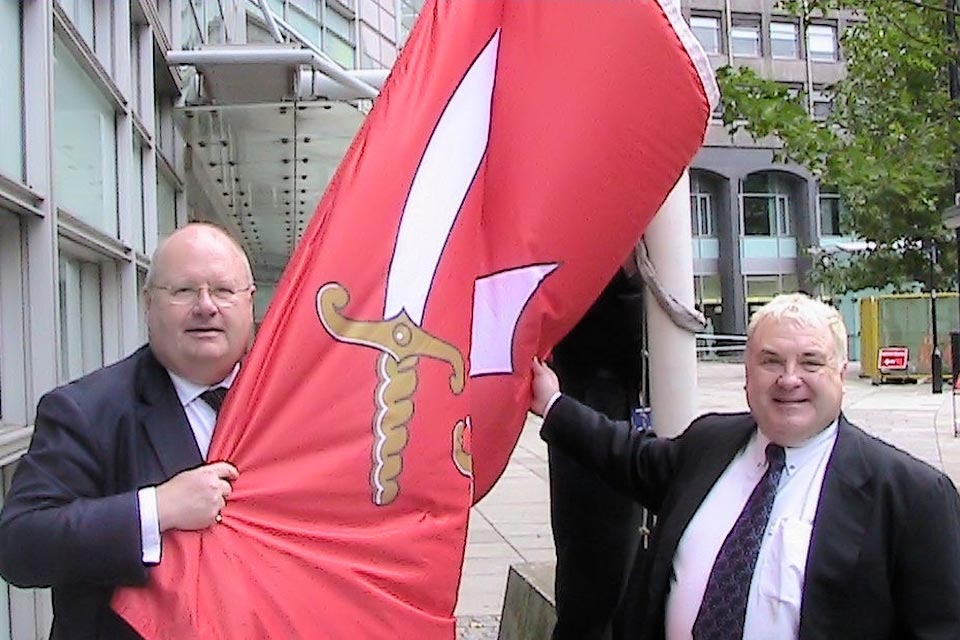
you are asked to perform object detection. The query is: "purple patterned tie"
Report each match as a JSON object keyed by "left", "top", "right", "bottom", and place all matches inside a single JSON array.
[{"left": 692, "top": 443, "right": 786, "bottom": 639}]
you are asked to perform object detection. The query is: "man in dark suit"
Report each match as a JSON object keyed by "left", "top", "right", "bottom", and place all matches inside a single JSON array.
[
  {"left": 0, "top": 223, "right": 255, "bottom": 639},
  {"left": 548, "top": 267, "right": 644, "bottom": 640},
  {"left": 531, "top": 292, "right": 960, "bottom": 639}
]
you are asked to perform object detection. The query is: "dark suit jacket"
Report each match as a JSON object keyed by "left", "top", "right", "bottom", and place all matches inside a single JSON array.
[
  {"left": 542, "top": 395, "right": 960, "bottom": 639},
  {"left": 0, "top": 346, "right": 206, "bottom": 640}
]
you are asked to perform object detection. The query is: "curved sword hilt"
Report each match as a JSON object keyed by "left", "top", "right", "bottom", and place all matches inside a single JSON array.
[{"left": 317, "top": 282, "right": 466, "bottom": 505}]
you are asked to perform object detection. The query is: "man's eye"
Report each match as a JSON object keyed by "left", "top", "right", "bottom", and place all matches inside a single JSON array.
[
  {"left": 213, "top": 288, "right": 235, "bottom": 297},
  {"left": 802, "top": 361, "right": 825, "bottom": 372},
  {"left": 174, "top": 287, "right": 194, "bottom": 296}
]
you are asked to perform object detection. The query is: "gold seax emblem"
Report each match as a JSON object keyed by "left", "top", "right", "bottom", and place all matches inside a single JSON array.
[{"left": 316, "top": 282, "right": 466, "bottom": 505}]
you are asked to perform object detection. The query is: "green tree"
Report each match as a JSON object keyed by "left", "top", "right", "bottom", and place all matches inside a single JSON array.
[{"left": 717, "top": 0, "right": 960, "bottom": 294}]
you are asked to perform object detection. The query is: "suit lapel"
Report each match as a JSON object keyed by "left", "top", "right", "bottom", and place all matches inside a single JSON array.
[
  {"left": 798, "top": 415, "right": 873, "bottom": 639},
  {"left": 135, "top": 347, "right": 204, "bottom": 476}
]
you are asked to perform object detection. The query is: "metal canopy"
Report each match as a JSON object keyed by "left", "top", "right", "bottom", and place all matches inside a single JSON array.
[
  {"left": 176, "top": 101, "right": 364, "bottom": 284},
  {"left": 169, "top": 0, "right": 389, "bottom": 285}
]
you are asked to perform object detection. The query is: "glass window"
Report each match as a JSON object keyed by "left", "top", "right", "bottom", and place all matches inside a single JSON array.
[
  {"left": 289, "top": 4, "right": 322, "bottom": 47},
  {"left": 0, "top": 0, "right": 23, "bottom": 181},
  {"left": 59, "top": 0, "right": 95, "bottom": 47},
  {"left": 819, "top": 187, "right": 844, "bottom": 236},
  {"left": 360, "top": 22, "right": 380, "bottom": 62},
  {"left": 690, "top": 172, "right": 717, "bottom": 237},
  {"left": 0, "top": 212, "right": 24, "bottom": 427},
  {"left": 325, "top": 3, "right": 356, "bottom": 66},
  {"left": 781, "top": 273, "right": 799, "bottom": 293},
  {"left": 770, "top": 22, "right": 799, "bottom": 59},
  {"left": 745, "top": 275, "right": 781, "bottom": 300},
  {"left": 181, "top": 1, "right": 203, "bottom": 48},
  {"left": 690, "top": 16, "right": 721, "bottom": 55},
  {"left": 157, "top": 0, "right": 174, "bottom": 41},
  {"left": 380, "top": 37, "right": 396, "bottom": 66},
  {"left": 690, "top": 193, "right": 715, "bottom": 236},
  {"left": 155, "top": 95, "right": 176, "bottom": 163},
  {"left": 378, "top": 6, "right": 393, "bottom": 36},
  {"left": 743, "top": 196, "right": 773, "bottom": 235},
  {"left": 54, "top": 35, "right": 119, "bottom": 237},
  {"left": 206, "top": 0, "right": 226, "bottom": 43},
  {"left": 731, "top": 22, "right": 761, "bottom": 57},
  {"left": 132, "top": 141, "right": 145, "bottom": 253},
  {"left": 325, "top": 33, "right": 356, "bottom": 67},
  {"left": 58, "top": 253, "right": 104, "bottom": 381},
  {"left": 398, "top": 0, "right": 418, "bottom": 44},
  {"left": 325, "top": 3, "right": 354, "bottom": 41},
  {"left": 741, "top": 173, "right": 793, "bottom": 237},
  {"left": 811, "top": 88, "right": 833, "bottom": 119},
  {"left": 157, "top": 172, "right": 177, "bottom": 241},
  {"left": 807, "top": 24, "right": 837, "bottom": 62},
  {"left": 694, "top": 274, "right": 722, "bottom": 305},
  {"left": 291, "top": 0, "right": 320, "bottom": 14},
  {"left": 137, "top": 269, "right": 148, "bottom": 344},
  {"left": 130, "top": 27, "right": 142, "bottom": 115}
]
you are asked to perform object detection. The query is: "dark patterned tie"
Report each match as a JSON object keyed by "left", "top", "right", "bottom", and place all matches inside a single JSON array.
[
  {"left": 692, "top": 443, "right": 786, "bottom": 639},
  {"left": 199, "top": 386, "right": 229, "bottom": 415}
]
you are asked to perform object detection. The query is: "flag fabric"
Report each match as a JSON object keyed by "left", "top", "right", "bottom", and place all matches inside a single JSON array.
[{"left": 113, "top": 0, "right": 717, "bottom": 637}]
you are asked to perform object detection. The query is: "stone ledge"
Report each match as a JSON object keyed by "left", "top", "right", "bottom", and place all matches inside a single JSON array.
[{"left": 497, "top": 561, "right": 556, "bottom": 640}]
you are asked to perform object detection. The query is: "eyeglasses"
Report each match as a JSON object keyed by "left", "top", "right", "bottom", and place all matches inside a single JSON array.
[{"left": 151, "top": 284, "right": 253, "bottom": 308}]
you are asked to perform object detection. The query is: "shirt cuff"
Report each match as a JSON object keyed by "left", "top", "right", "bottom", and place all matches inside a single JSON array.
[
  {"left": 543, "top": 391, "right": 562, "bottom": 418},
  {"left": 138, "top": 486, "right": 161, "bottom": 565}
]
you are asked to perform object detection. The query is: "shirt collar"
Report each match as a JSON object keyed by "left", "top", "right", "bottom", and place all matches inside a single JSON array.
[
  {"left": 749, "top": 419, "right": 839, "bottom": 475},
  {"left": 167, "top": 363, "right": 240, "bottom": 408}
]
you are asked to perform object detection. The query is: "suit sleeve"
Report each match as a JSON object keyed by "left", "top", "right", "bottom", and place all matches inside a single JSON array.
[
  {"left": 893, "top": 471, "right": 960, "bottom": 638},
  {"left": 0, "top": 390, "right": 148, "bottom": 588},
  {"left": 540, "top": 394, "right": 680, "bottom": 511}
]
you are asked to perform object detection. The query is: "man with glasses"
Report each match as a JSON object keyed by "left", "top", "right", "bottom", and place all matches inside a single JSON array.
[
  {"left": 531, "top": 293, "right": 960, "bottom": 639},
  {"left": 0, "top": 223, "right": 255, "bottom": 639}
]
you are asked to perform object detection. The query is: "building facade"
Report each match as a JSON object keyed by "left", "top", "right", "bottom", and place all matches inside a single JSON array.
[
  {"left": 681, "top": 0, "right": 858, "bottom": 344},
  {"left": 0, "top": 1, "right": 407, "bottom": 636}
]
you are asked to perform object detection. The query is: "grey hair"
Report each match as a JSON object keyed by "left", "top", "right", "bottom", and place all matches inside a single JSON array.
[
  {"left": 747, "top": 293, "right": 848, "bottom": 363},
  {"left": 144, "top": 223, "right": 253, "bottom": 289}
]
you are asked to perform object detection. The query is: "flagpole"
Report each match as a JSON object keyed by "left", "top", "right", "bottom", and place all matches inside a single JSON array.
[{"left": 643, "top": 170, "right": 699, "bottom": 437}]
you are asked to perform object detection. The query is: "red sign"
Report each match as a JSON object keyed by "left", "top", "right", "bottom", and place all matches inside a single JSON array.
[{"left": 878, "top": 347, "right": 909, "bottom": 370}]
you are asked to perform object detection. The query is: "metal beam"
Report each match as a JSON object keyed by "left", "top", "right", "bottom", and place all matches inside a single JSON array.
[
  {"left": 297, "top": 68, "right": 389, "bottom": 101},
  {"left": 268, "top": 13, "right": 379, "bottom": 99},
  {"left": 167, "top": 47, "right": 380, "bottom": 101},
  {"left": 255, "top": 0, "right": 285, "bottom": 43}
]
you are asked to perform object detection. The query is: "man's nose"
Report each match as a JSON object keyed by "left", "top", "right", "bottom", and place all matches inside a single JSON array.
[
  {"left": 777, "top": 363, "right": 803, "bottom": 387},
  {"left": 193, "top": 288, "right": 219, "bottom": 313}
]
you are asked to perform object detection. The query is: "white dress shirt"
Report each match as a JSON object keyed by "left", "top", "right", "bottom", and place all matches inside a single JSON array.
[
  {"left": 665, "top": 422, "right": 838, "bottom": 640},
  {"left": 137, "top": 365, "right": 239, "bottom": 564}
]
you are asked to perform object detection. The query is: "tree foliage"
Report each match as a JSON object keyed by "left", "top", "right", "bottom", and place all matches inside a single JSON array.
[{"left": 717, "top": 0, "right": 960, "bottom": 294}]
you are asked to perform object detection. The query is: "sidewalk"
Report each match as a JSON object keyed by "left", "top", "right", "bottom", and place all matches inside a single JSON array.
[{"left": 455, "top": 361, "right": 960, "bottom": 638}]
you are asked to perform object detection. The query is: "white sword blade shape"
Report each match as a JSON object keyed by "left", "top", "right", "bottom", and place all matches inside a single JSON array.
[{"left": 383, "top": 31, "right": 500, "bottom": 324}]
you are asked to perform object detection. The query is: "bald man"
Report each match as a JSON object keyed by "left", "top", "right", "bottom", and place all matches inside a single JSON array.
[{"left": 0, "top": 224, "right": 255, "bottom": 639}]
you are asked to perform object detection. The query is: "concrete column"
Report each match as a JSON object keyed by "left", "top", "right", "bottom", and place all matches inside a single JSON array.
[
  {"left": 644, "top": 170, "right": 698, "bottom": 437},
  {"left": 717, "top": 176, "right": 746, "bottom": 334}
]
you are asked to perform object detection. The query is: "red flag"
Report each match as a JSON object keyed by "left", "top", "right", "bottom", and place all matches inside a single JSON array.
[{"left": 113, "top": 0, "right": 716, "bottom": 637}]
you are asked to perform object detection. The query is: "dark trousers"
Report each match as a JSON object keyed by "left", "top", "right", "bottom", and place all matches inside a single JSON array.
[{"left": 548, "top": 367, "right": 643, "bottom": 640}]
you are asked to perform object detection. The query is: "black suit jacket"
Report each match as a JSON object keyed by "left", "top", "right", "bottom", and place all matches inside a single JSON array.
[
  {"left": 0, "top": 346, "right": 205, "bottom": 640},
  {"left": 542, "top": 395, "right": 960, "bottom": 639}
]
